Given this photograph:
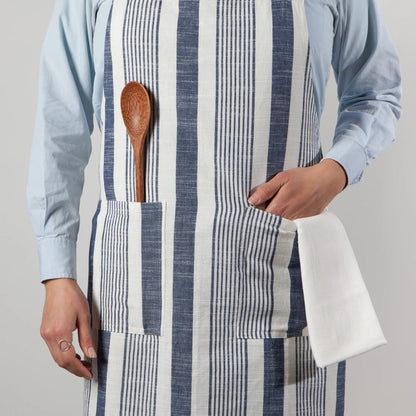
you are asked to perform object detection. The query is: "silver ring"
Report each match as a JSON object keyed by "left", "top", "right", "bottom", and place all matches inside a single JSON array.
[{"left": 58, "top": 339, "right": 72, "bottom": 352}]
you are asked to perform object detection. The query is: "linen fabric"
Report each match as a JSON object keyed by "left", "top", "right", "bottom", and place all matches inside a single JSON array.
[
  {"left": 83, "top": 0, "right": 346, "bottom": 414},
  {"left": 293, "top": 208, "right": 387, "bottom": 368}
]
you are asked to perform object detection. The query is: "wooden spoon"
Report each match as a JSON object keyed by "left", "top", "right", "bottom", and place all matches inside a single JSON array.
[{"left": 120, "top": 81, "right": 151, "bottom": 202}]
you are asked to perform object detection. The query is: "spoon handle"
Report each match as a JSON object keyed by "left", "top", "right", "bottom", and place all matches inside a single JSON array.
[{"left": 135, "top": 143, "right": 145, "bottom": 203}]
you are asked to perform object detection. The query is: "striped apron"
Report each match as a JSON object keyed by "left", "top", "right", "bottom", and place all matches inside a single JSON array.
[{"left": 84, "top": 0, "right": 346, "bottom": 414}]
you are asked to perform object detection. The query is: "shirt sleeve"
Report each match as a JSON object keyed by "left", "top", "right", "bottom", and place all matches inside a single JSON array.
[
  {"left": 26, "top": 0, "right": 99, "bottom": 283},
  {"left": 321, "top": 0, "right": 402, "bottom": 188}
]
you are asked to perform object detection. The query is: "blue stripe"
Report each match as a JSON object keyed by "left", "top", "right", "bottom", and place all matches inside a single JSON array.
[
  {"left": 87, "top": 200, "right": 101, "bottom": 325},
  {"left": 267, "top": 0, "right": 294, "bottom": 182},
  {"left": 171, "top": 0, "right": 199, "bottom": 413},
  {"left": 287, "top": 231, "right": 308, "bottom": 336},
  {"left": 96, "top": 330, "right": 111, "bottom": 416},
  {"left": 141, "top": 202, "right": 163, "bottom": 335},
  {"left": 103, "top": 2, "right": 115, "bottom": 200},
  {"left": 85, "top": 200, "right": 101, "bottom": 415},
  {"left": 263, "top": 338, "right": 285, "bottom": 415},
  {"left": 335, "top": 360, "right": 346, "bottom": 415}
]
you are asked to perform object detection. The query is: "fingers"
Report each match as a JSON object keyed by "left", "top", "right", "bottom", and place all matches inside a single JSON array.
[
  {"left": 77, "top": 309, "right": 97, "bottom": 360},
  {"left": 248, "top": 172, "right": 287, "bottom": 206},
  {"left": 76, "top": 353, "right": 92, "bottom": 369},
  {"left": 40, "top": 326, "right": 93, "bottom": 380},
  {"left": 53, "top": 336, "right": 93, "bottom": 380}
]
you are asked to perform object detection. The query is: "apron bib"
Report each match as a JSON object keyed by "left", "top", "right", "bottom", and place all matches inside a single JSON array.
[{"left": 84, "top": 0, "right": 346, "bottom": 414}]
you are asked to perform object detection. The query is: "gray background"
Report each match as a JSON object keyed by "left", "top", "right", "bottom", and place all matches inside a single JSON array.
[{"left": 1, "top": 0, "right": 414, "bottom": 414}]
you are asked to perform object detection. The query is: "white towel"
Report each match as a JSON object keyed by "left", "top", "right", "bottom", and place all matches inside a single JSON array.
[{"left": 292, "top": 208, "right": 388, "bottom": 368}]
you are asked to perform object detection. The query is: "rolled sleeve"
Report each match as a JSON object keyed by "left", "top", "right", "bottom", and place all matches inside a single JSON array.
[
  {"left": 26, "top": 0, "right": 98, "bottom": 283},
  {"left": 322, "top": 0, "right": 402, "bottom": 188}
]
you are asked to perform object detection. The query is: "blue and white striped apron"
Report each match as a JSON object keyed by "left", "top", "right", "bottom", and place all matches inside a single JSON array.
[{"left": 84, "top": 0, "right": 346, "bottom": 414}]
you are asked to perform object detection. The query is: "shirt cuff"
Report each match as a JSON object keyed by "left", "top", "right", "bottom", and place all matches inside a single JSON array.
[
  {"left": 321, "top": 135, "right": 368, "bottom": 188},
  {"left": 37, "top": 236, "right": 77, "bottom": 283}
]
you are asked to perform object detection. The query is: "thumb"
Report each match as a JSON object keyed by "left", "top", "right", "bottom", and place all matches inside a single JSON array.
[
  {"left": 248, "top": 173, "right": 286, "bottom": 206},
  {"left": 77, "top": 311, "right": 97, "bottom": 359}
]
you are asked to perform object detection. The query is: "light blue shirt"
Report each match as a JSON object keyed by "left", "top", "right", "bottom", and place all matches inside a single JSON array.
[{"left": 26, "top": 0, "right": 402, "bottom": 283}]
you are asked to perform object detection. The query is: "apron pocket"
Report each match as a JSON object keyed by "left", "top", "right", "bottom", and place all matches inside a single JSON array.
[
  {"left": 234, "top": 205, "right": 305, "bottom": 339},
  {"left": 91, "top": 199, "right": 167, "bottom": 337}
]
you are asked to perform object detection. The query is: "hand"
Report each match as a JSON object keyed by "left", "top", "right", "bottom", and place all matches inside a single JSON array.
[
  {"left": 40, "top": 278, "right": 96, "bottom": 380},
  {"left": 247, "top": 159, "right": 348, "bottom": 221}
]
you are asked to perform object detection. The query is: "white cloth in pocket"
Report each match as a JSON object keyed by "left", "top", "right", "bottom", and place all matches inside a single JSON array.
[{"left": 293, "top": 207, "right": 387, "bottom": 368}]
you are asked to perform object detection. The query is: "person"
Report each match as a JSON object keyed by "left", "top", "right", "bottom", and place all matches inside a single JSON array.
[{"left": 26, "top": 0, "right": 402, "bottom": 414}]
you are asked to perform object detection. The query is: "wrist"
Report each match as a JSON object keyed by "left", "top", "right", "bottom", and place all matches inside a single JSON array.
[
  {"left": 43, "top": 277, "right": 77, "bottom": 289},
  {"left": 318, "top": 158, "right": 348, "bottom": 193}
]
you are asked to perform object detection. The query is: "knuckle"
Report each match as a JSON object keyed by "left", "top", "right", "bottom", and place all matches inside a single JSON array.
[
  {"left": 54, "top": 357, "right": 65, "bottom": 368},
  {"left": 275, "top": 171, "right": 287, "bottom": 182},
  {"left": 40, "top": 326, "right": 51, "bottom": 339},
  {"left": 260, "top": 187, "right": 270, "bottom": 196},
  {"left": 257, "top": 188, "right": 270, "bottom": 200},
  {"left": 52, "top": 324, "right": 68, "bottom": 339},
  {"left": 58, "top": 356, "right": 71, "bottom": 368}
]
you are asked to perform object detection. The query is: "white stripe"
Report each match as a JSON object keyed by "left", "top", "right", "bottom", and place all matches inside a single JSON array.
[
  {"left": 246, "top": 339, "right": 265, "bottom": 415},
  {"left": 100, "top": 94, "right": 106, "bottom": 200},
  {"left": 111, "top": 0, "right": 129, "bottom": 200},
  {"left": 252, "top": 0, "right": 273, "bottom": 192},
  {"left": 284, "top": 0, "right": 309, "bottom": 171},
  {"left": 159, "top": 201, "right": 167, "bottom": 337},
  {"left": 125, "top": 0, "right": 138, "bottom": 200},
  {"left": 271, "top": 230, "right": 298, "bottom": 335},
  {"left": 155, "top": 0, "right": 179, "bottom": 414},
  {"left": 127, "top": 203, "right": 145, "bottom": 333},
  {"left": 284, "top": 336, "right": 298, "bottom": 415},
  {"left": 324, "top": 360, "right": 340, "bottom": 415},
  {"left": 191, "top": 0, "right": 217, "bottom": 413}
]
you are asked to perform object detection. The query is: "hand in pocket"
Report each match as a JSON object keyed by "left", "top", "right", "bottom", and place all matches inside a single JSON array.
[{"left": 247, "top": 159, "right": 347, "bottom": 220}]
